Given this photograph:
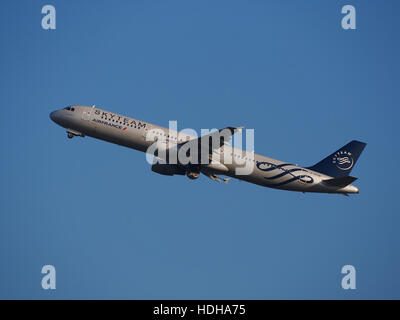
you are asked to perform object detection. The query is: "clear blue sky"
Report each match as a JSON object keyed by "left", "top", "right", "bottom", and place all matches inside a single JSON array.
[{"left": 0, "top": 0, "right": 399, "bottom": 299}]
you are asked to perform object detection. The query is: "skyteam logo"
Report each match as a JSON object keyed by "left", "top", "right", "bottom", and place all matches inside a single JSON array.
[{"left": 332, "top": 151, "right": 354, "bottom": 171}]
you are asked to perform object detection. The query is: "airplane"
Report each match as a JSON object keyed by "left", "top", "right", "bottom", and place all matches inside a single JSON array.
[{"left": 50, "top": 105, "right": 366, "bottom": 195}]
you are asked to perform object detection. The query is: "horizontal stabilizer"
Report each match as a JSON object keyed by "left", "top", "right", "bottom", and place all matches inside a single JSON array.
[{"left": 323, "top": 176, "right": 357, "bottom": 188}]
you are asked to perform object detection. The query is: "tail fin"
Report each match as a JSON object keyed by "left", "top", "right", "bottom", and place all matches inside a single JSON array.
[{"left": 307, "top": 140, "right": 366, "bottom": 178}]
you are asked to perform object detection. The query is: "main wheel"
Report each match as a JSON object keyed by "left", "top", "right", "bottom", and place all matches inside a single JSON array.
[{"left": 67, "top": 132, "right": 74, "bottom": 139}]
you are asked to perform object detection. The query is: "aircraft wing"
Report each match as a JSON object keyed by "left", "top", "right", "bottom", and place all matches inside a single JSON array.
[
  {"left": 177, "top": 126, "right": 243, "bottom": 163},
  {"left": 179, "top": 126, "right": 243, "bottom": 152}
]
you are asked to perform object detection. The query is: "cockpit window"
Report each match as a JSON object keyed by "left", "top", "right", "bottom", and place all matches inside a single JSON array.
[{"left": 64, "top": 106, "right": 75, "bottom": 111}]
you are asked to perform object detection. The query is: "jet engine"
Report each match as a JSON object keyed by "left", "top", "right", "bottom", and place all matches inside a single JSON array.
[
  {"left": 186, "top": 172, "right": 200, "bottom": 180},
  {"left": 151, "top": 163, "right": 185, "bottom": 176},
  {"left": 151, "top": 162, "right": 200, "bottom": 180}
]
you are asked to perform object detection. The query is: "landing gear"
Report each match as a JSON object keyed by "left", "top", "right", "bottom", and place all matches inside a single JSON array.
[
  {"left": 66, "top": 129, "right": 84, "bottom": 138},
  {"left": 204, "top": 172, "right": 230, "bottom": 183}
]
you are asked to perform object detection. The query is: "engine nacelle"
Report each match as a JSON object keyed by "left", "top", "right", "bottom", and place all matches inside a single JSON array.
[
  {"left": 186, "top": 172, "right": 200, "bottom": 180},
  {"left": 151, "top": 163, "right": 185, "bottom": 176}
]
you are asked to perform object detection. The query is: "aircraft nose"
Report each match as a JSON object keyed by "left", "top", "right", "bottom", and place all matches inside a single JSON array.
[{"left": 50, "top": 110, "right": 61, "bottom": 123}]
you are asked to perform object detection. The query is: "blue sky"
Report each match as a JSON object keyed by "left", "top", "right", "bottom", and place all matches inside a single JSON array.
[{"left": 0, "top": 0, "right": 399, "bottom": 299}]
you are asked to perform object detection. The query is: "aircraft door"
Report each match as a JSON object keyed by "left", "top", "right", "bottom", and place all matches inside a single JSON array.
[
  {"left": 142, "top": 126, "right": 149, "bottom": 140},
  {"left": 82, "top": 109, "right": 91, "bottom": 121},
  {"left": 81, "top": 107, "right": 96, "bottom": 134}
]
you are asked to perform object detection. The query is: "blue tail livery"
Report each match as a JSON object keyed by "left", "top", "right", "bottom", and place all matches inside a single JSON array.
[{"left": 307, "top": 140, "right": 367, "bottom": 178}]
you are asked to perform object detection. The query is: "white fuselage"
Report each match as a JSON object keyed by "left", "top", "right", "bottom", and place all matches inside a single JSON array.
[{"left": 50, "top": 105, "right": 359, "bottom": 194}]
